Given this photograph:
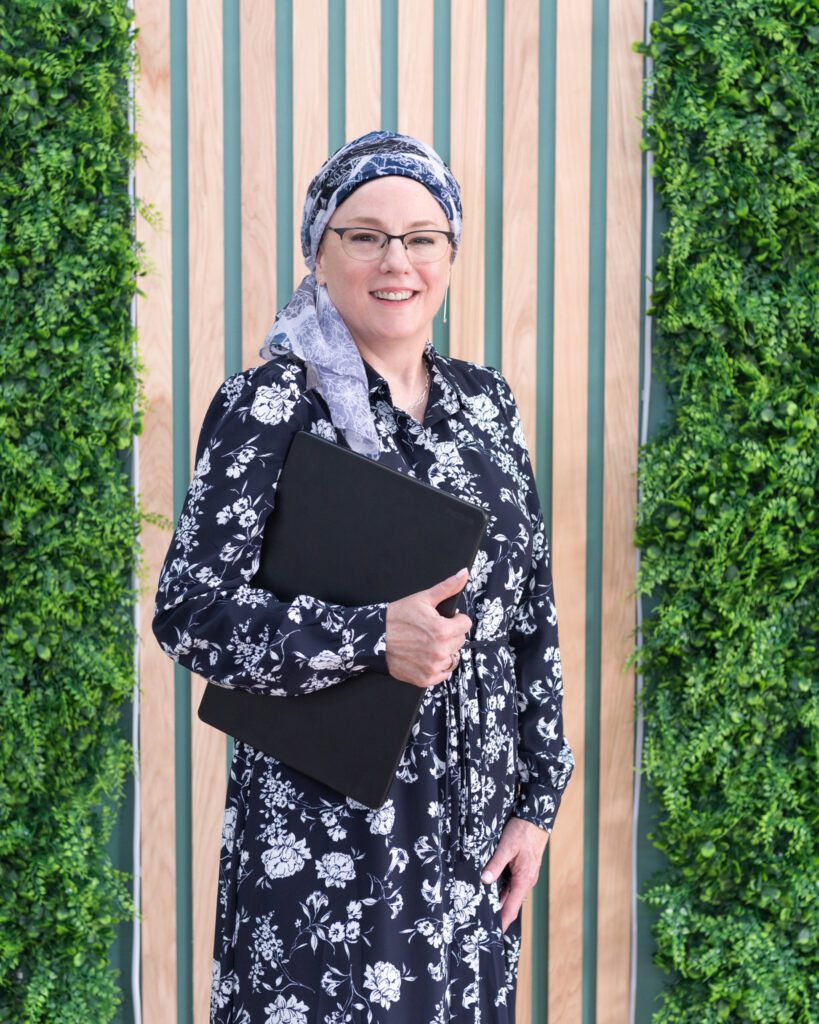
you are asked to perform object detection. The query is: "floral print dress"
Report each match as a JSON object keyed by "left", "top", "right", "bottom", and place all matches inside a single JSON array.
[{"left": 152, "top": 340, "right": 574, "bottom": 1024}]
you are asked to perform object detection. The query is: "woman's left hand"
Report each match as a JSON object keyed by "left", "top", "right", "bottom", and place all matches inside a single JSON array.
[{"left": 480, "top": 817, "right": 550, "bottom": 933}]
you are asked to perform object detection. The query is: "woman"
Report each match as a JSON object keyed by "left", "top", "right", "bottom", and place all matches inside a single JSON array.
[{"left": 153, "top": 130, "right": 574, "bottom": 1024}]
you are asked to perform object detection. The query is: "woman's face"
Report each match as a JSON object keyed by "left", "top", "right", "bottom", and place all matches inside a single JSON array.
[{"left": 314, "top": 176, "right": 452, "bottom": 356}]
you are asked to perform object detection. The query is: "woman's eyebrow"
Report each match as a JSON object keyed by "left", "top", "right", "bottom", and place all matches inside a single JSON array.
[{"left": 347, "top": 216, "right": 442, "bottom": 229}]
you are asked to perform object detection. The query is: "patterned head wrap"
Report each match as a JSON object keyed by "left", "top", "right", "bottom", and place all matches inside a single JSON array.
[{"left": 260, "top": 130, "right": 463, "bottom": 457}]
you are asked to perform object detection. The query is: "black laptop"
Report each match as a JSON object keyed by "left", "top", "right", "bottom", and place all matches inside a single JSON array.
[{"left": 198, "top": 430, "right": 488, "bottom": 807}]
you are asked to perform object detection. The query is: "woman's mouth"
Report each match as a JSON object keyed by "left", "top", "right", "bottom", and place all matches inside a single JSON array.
[{"left": 370, "top": 289, "right": 418, "bottom": 305}]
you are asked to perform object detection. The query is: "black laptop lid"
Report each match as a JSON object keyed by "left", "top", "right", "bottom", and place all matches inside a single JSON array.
[{"left": 198, "top": 430, "right": 489, "bottom": 808}]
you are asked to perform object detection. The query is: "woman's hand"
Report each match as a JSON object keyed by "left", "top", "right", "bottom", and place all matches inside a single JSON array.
[
  {"left": 480, "top": 817, "right": 550, "bottom": 933},
  {"left": 384, "top": 569, "right": 473, "bottom": 689}
]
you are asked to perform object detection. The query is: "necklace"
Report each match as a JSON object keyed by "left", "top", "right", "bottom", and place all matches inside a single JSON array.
[{"left": 404, "top": 364, "right": 431, "bottom": 412}]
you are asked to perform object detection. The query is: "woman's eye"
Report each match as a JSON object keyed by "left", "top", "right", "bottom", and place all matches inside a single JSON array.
[
  {"left": 409, "top": 235, "right": 436, "bottom": 246},
  {"left": 350, "top": 232, "right": 378, "bottom": 243}
]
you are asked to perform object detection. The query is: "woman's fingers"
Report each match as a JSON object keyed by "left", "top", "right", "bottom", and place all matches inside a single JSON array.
[
  {"left": 482, "top": 817, "right": 550, "bottom": 932},
  {"left": 425, "top": 567, "right": 468, "bottom": 603},
  {"left": 480, "top": 834, "right": 515, "bottom": 887},
  {"left": 499, "top": 872, "right": 532, "bottom": 933},
  {"left": 384, "top": 583, "right": 472, "bottom": 688}
]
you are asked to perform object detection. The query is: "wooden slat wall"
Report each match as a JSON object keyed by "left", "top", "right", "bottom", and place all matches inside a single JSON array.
[
  {"left": 502, "top": 1, "right": 540, "bottom": 495},
  {"left": 186, "top": 3, "right": 228, "bottom": 1021},
  {"left": 240, "top": 2, "right": 278, "bottom": 371},
  {"left": 133, "top": 1, "right": 645, "bottom": 1021},
  {"left": 398, "top": 0, "right": 434, "bottom": 145},
  {"left": 292, "top": 0, "right": 328, "bottom": 286},
  {"left": 550, "top": 0, "right": 593, "bottom": 1018},
  {"left": 502, "top": 9, "right": 541, "bottom": 1019},
  {"left": 347, "top": 0, "right": 381, "bottom": 142},
  {"left": 134, "top": 1, "right": 177, "bottom": 1019},
  {"left": 597, "top": 0, "right": 643, "bottom": 1019},
  {"left": 450, "top": 0, "right": 486, "bottom": 369}
]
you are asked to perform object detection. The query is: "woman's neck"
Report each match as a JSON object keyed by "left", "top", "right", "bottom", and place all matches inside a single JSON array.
[{"left": 355, "top": 336, "right": 429, "bottom": 394}]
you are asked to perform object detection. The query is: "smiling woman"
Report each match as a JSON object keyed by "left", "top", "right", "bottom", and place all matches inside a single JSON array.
[{"left": 152, "top": 130, "right": 573, "bottom": 1024}]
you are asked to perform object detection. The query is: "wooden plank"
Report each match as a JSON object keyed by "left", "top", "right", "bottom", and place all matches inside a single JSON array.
[
  {"left": 241, "top": 1, "right": 277, "bottom": 371},
  {"left": 450, "top": 0, "right": 486, "bottom": 367},
  {"left": 519, "top": 899, "right": 534, "bottom": 1024},
  {"left": 398, "top": 0, "right": 434, "bottom": 145},
  {"left": 549, "top": 0, "right": 593, "bottom": 1017},
  {"left": 292, "top": 0, "right": 328, "bottom": 284},
  {"left": 501, "top": 5, "right": 540, "bottom": 1022},
  {"left": 187, "top": 2, "right": 228, "bottom": 1019},
  {"left": 595, "top": 0, "right": 644, "bottom": 1018},
  {"left": 134, "top": 0, "right": 177, "bottom": 1018},
  {"left": 346, "top": 0, "right": 381, "bottom": 142},
  {"left": 502, "top": 0, "right": 539, "bottom": 460}
]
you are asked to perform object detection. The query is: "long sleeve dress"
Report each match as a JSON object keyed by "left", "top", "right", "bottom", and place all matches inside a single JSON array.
[{"left": 152, "top": 339, "right": 574, "bottom": 1024}]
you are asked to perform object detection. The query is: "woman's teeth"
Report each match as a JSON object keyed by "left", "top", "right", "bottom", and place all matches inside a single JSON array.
[{"left": 372, "top": 290, "right": 415, "bottom": 301}]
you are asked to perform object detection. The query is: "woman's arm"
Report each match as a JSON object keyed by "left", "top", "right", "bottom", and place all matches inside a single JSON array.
[
  {"left": 152, "top": 359, "right": 389, "bottom": 696},
  {"left": 481, "top": 508, "right": 573, "bottom": 931},
  {"left": 508, "top": 498, "right": 574, "bottom": 830},
  {"left": 488, "top": 368, "right": 575, "bottom": 832}
]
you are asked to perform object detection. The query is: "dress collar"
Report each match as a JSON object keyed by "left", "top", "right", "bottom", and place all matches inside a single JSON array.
[{"left": 362, "top": 339, "right": 464, "bottom": 420}]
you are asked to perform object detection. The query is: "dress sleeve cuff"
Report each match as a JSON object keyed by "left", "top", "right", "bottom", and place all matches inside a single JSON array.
[
  {"left": 513, "top": 783, "right": 564, "bottom": 834},
  {"left": 341, "top": 600, "right": 390, "bottom": 675}
]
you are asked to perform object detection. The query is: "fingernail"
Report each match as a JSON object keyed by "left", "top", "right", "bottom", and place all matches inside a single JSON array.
[
  {"left": 481, "top": 870, "right": 493, "bottom": 883},
  {"left": 457, "top": 567, "right": 468, "bottom": 577}
]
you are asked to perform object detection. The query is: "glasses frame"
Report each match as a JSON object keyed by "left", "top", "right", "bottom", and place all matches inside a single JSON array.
[{"left": 326, "top": 226, "right": 455, "bottom": 263}]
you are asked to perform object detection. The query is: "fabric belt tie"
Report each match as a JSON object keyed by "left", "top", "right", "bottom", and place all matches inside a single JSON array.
[{"left": 441, "top": 632, "right": 510, "bottom": 860}]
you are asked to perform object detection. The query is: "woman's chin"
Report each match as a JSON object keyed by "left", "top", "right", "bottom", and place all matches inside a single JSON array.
[{"left": 355, "top": 323, "right": 433, "bottom": 350}]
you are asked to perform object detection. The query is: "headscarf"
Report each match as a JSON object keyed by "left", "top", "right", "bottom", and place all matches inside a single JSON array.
[{"left": 260, "top": 130, "right": 463, "bottom": 457}]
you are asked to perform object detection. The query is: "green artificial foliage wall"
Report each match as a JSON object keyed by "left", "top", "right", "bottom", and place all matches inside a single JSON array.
[
  {"left": 0, "top": 2, "right": 144, "bottom": 1020},
  {"left": 633, "top": 2, "right": 818, "bottom": 1021}
]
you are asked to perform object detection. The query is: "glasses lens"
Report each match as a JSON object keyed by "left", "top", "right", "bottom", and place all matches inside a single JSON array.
[
  {"left": 340, "top": 229, "right": 388, "bottom": 261},
  {"left": 340, "top": 229, "right": 451, "bottom": 262},
  {"left": 405, "top": 231, "right": 451, "bottom": 262}
]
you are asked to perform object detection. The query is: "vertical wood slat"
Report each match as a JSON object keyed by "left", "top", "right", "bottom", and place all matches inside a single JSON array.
[
  {"left": 596, "top": 0, "right": 644, "bottom": 1018},
  {"left": 519, "top": 901, "right": 535, "bottom": 1024},
  {"left": 501, "top": 1, "right": 540, "bottom": 454},
  {"left": 187, "top": 2, "right": 227, "bottom": 1020},
  {"left": 502, "top": 7, "right": 541, "bottom": 1023},
  {"left": 398, "top": 0, "right": 434, "bottom": 145},
  {"left": 134, "top": 0, "right": 178, "bottom": 1018},
  {"left": 346, "top": 0, "right": 381, "bottom": 142},
  {"left": 550, "top": 0, "right": 594, "bottom": 1018},
  {"left": 241, "top": 2, "right": 278, "bottom": 370},
  {"left": 292, "top": 0, "right": 328, "bottom": 285},
  {"left": 449, "top": 0, "right": 486, "bottom": 368}
]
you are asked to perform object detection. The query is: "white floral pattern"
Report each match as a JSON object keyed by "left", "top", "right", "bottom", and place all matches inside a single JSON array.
[
  {"left": 315, "top": 851, "right": 356, "bottom": 888},
  {"left": 153, "top": 341, "right": 574, "bottom": 1022},
  {"left": 264, "top": 994, "right": 309, "bottom": 1024},
  {"left": 261, "top": 829, "right": 311, "bottom": 879},
  {"left": 364, "top": 960, "right": 403, "bottom": 1008}
]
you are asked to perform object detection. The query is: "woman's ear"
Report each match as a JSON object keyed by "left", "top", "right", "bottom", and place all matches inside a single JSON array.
[{"left": 315, "top": 249, "right": 325, "bottom": 286}]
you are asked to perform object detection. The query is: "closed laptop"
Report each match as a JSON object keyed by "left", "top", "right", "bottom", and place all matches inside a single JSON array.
[{"left": 198, "top": 430, "right": 488, "bottom": 808}]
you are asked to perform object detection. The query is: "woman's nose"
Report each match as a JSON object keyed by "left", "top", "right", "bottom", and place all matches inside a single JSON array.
[{"left": 379, "top": 237, "right": 413, "bottom": 272}]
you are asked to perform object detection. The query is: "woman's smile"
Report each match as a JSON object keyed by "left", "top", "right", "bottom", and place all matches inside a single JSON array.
[{"left": 370, "top": 288, "right": 419, "bottom": 304}]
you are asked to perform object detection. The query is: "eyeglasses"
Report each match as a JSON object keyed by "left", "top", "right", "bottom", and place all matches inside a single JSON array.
[{"left": 326, "top": 226, "right": 454, "bottom": 263}]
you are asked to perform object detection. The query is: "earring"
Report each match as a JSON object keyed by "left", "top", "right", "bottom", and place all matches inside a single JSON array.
[{"left": 442, "top": 284, "right": 449, "bottom": 324}]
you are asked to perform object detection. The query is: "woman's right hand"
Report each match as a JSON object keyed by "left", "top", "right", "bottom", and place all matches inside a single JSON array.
[{"left": 384, "top": 568, "right": 473, "bottom": 688}]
